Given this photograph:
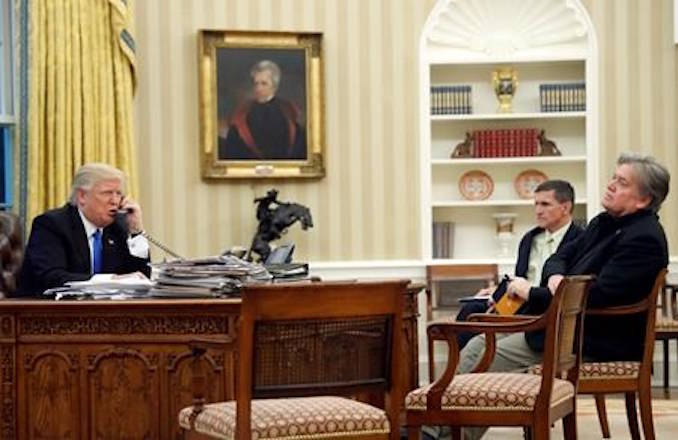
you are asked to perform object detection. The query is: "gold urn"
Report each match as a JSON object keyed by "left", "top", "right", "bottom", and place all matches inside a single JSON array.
[{"left": 492, "top": 67, "right": 518, "bottom": 113}]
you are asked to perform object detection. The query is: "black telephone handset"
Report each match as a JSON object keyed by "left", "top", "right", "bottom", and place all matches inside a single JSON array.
[
  {"left": 115, "top": 210, "right": 130, "bottom": 235},
  {"left": 115, "top": 209, "right": 184, "bottom": 260}
]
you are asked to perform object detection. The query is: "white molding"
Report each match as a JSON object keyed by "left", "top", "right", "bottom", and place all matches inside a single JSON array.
[
  {"left": 309, "top": 260, "right": 426, "bottom": 282},
  {"left": 424, "top": 0, "right": 589, "bottom": 62}
]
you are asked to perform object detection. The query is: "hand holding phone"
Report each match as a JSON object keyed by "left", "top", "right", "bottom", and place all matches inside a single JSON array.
[{"left": 118, "top": 197, "right": 144, "bottom": 235}]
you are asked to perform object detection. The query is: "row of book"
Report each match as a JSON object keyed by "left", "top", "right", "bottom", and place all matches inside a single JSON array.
[
  {"left": 430, "top": 85, "right": 472, "bottom": 115},
  {"left": 470, "top": 128, "right": 540, "bottom": 158},
  {"left": 432, "top": 222, "right": 454, "bottom": 259},
  {"left": 539, "top": 83, "right": 586, "bottom": 112}
]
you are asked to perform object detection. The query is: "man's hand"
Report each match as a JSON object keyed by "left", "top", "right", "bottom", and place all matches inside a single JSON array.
[
  {"left": 507, "top": 277, "right": 531, "bottom": 300},
  {"left": 120, "top": 198, "right": 144, "bottom": 235},
  {"left": 474, "top": 285, "right": 495, "bottom": 298},
  {"left": 547, "top": 274, "right": 564, "bottom": 295}
]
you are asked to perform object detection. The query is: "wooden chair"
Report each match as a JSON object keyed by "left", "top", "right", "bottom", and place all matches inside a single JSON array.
[
  {"left": 655, "top": 272, "right": 678, "bottom": 392},
  {"left": 425, "top": 264, "right": 498, "bottom": 380},
  {"left": 576, "top": 269, "right": 667, "bottom": 440},
  {"left": 405, "top": 275, "right": 593, "bottom": 440},
  {"left": 178, "top": 279, "right": 409, "bottom": 440}
]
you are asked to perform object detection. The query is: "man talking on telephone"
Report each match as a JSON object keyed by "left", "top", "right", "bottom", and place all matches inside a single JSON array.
[{"left": 15, "top": 163, "right": 151, "bottom": 296}]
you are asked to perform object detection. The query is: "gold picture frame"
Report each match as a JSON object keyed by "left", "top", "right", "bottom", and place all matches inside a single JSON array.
[{"left": 198, "top": 30, "right": 325, "bottom": 179}]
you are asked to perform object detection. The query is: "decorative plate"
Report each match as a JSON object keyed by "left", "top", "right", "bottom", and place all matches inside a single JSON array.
[
  {"left": 514, "top": 169, "right": 548, "bottom": 199},
  {"left": 459, "top": 170, "right": 494, "bottom": 201}
]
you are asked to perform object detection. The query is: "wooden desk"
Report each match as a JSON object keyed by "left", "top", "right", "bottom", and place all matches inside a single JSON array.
[{"left": 0, "top": 289, "right": 419, "bottom": 439}]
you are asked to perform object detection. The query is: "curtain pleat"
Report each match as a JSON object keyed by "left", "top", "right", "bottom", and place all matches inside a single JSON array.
[{"left": 26, "top": 0, "right": 137, "bottom": 226}]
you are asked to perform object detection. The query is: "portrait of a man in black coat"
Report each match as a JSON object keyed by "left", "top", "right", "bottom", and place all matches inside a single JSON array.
[{"left": 218, "top": 58, "right": 307, "bottom": 161}]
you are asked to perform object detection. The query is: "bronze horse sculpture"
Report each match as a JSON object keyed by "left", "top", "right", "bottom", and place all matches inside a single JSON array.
[{"left": 247, "top": 190, "right": 313, "bottom": 263}]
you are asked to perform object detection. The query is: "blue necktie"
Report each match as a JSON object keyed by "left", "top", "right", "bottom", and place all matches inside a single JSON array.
[{"left": 92, "top": 229, "right": 103, "bottom": 274}]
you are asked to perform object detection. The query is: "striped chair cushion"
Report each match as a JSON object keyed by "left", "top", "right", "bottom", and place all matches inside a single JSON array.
[
  {"left": 528, "top": 361, "right": 640, "bottom": 379},
  {"left": 404, "top": 373, "right": 574, "bottom": 411},
  {"left": 178, "top": 396, "right": 389, "bottom": 440}
]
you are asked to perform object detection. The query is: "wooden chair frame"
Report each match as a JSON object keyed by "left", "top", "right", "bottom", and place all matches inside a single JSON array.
[
  {"left": 182, "top": 279, "right": 409, "bottom": 440},
  {"left": 656, "top": 273, "right": 678, "bottom": 392},
  {"left": 407, "top": 275, "right": 593, "bottom": 440},
  {"left": 578, "top": 269, "right": 666, "bottom": 440}
]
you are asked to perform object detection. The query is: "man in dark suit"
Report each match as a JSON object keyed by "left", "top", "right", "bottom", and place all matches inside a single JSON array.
[
  {"left": 455, "top": 180, "right": 583, "bottom": 348},
  {"left": 442, "top": 153, "right": 670, "bottom": 440},
  {"left": 15, "top": 163, "right": 151, "bottom": 296},
  {"left": 459, "top": 152, "right": 669, "bottom": 371}
]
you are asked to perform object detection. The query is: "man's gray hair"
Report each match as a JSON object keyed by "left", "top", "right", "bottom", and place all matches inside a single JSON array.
[
  {"left": 618, "top": 152, "right": 670, "bottom": 212},
  {"left": 69, "top": 163, "right": 126, "bottom": 205},
  {"left": 250, "top": 60, "right": 281, "bottom": 90}
]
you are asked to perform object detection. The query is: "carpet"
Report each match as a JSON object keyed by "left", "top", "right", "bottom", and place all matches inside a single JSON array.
[{"left": 484, "top": 397, "right": 678, "bottom": 439}]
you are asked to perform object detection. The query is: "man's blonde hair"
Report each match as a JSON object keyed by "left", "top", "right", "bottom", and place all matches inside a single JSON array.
[{"left": 69, "top": 163, "right": 126, "bottom": 204}]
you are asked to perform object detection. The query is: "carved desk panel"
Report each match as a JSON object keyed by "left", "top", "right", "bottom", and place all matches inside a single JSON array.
[{"left": 0, "top": 290, "right": 419, "bottom": 439}]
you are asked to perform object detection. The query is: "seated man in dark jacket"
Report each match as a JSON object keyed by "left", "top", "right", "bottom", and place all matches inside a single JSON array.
[
  {"left": 15, "top": 163, "right": 151, "bottom": 296},
  {"left": 453, "top": 153, "right": 669, "bottom": 440},
  {"left": 455, "top": 179, "right": 583, "bottom": 348}
]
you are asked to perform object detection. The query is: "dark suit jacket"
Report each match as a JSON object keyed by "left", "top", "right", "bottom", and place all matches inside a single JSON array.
[
  {"left": 455, "top": 223, "right": 583, "bottom": 347},
  {"left": 524, "top": 209, "right": 668, "bottom": 360},
  {"left": 15, "top": 204, "right": 151, "bottom": 296}
]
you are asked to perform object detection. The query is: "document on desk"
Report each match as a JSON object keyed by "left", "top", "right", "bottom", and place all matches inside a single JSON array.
[
  {"left": 66, "top": 272, "right": 153, "bottom": 290},
  {"left": 44, "top": 273, "right": 153, "bottom": 300}
]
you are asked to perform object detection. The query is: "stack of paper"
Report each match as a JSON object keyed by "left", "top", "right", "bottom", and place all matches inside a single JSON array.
[
  {"left": 44, "top": 272, "right": 153, "bottom": 300},
  {"left": 150, "top": 255, "right": 271, "bottom": 298}
]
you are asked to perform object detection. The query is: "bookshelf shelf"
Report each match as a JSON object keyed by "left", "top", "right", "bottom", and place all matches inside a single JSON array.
[
  {"left": 420, "top": 0, "right": 598, "bottom": 263},
  {"left": 432, "top": 155, "right": 587, "bottom": 166},
  {"left": 432, "top": 199, "right": 588, "bottom": 208},
  {"left": 431, "top": 111, "right": 586, "bottom": 121}
]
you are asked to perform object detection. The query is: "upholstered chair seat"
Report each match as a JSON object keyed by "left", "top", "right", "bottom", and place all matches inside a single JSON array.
[
  {"left": 179, "top": 396, "right": 390, "bottom": 440},
  {"left": 529, "top": 361, "right": 640, "bottom": 380},
  {"left": 405, "top": 373, "right": 574, "bottom": 412}
]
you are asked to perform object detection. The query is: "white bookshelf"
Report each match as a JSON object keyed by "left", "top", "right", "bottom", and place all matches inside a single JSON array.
[{"left": 420, "top": 0, "right": 599, "bottom": 264}]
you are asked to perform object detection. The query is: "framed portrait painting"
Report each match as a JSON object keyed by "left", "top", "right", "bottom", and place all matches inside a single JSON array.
[{"left": 198, "top": 30, "right": 325, "bottom": 179}]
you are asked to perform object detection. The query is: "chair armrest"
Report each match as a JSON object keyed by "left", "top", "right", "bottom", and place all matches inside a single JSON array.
[
  {"left": 467, "top": 313, "right": 540, "bottom": 323},
  {"left": 586, "top": 299, "right": 651, "bottom": 316},
  {"left": 427, "top": 316, "right": 546, "bottom": 339}
]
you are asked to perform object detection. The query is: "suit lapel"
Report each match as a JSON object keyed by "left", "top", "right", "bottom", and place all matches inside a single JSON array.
[{"left": 68, "top": 205, "right": 92, "bottom": 272}]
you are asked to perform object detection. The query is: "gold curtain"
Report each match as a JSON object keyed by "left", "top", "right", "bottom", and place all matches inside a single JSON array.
[{"left": 26, "top": 0, "right": 137, "bottom": 224}]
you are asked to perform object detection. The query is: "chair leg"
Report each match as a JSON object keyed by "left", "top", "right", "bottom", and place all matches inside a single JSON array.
[
  {"left": 638, "top": 382, "right": 656, "bottom": 440},
  {"left": 407, "top": 426, "right": 421, "bottom": 440},
  {"left": 523, "top": 426, "right": 533, "bottom": 440},
  {"left": 563, "top": 411, "right": 577, "bottom": 440},
  {"left": 663, "top": 339, "right": 669, "bottom": 391},
  {"left": 624, "top": 392, "right": 641, "bottom": 440},
  {"left": 593, "top": 394, "right": 611, "bottom": 438},
  {"left": 533, "top": 419, "right": 550, "bottom": 440}
]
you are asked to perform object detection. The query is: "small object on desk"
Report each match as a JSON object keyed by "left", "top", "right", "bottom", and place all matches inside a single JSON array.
[
  {"left": 459, "top": 170, "right": 493, "bottom": 201},
  {"left": 264, "top": 262, "right": 309, "bottom": 280}
]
